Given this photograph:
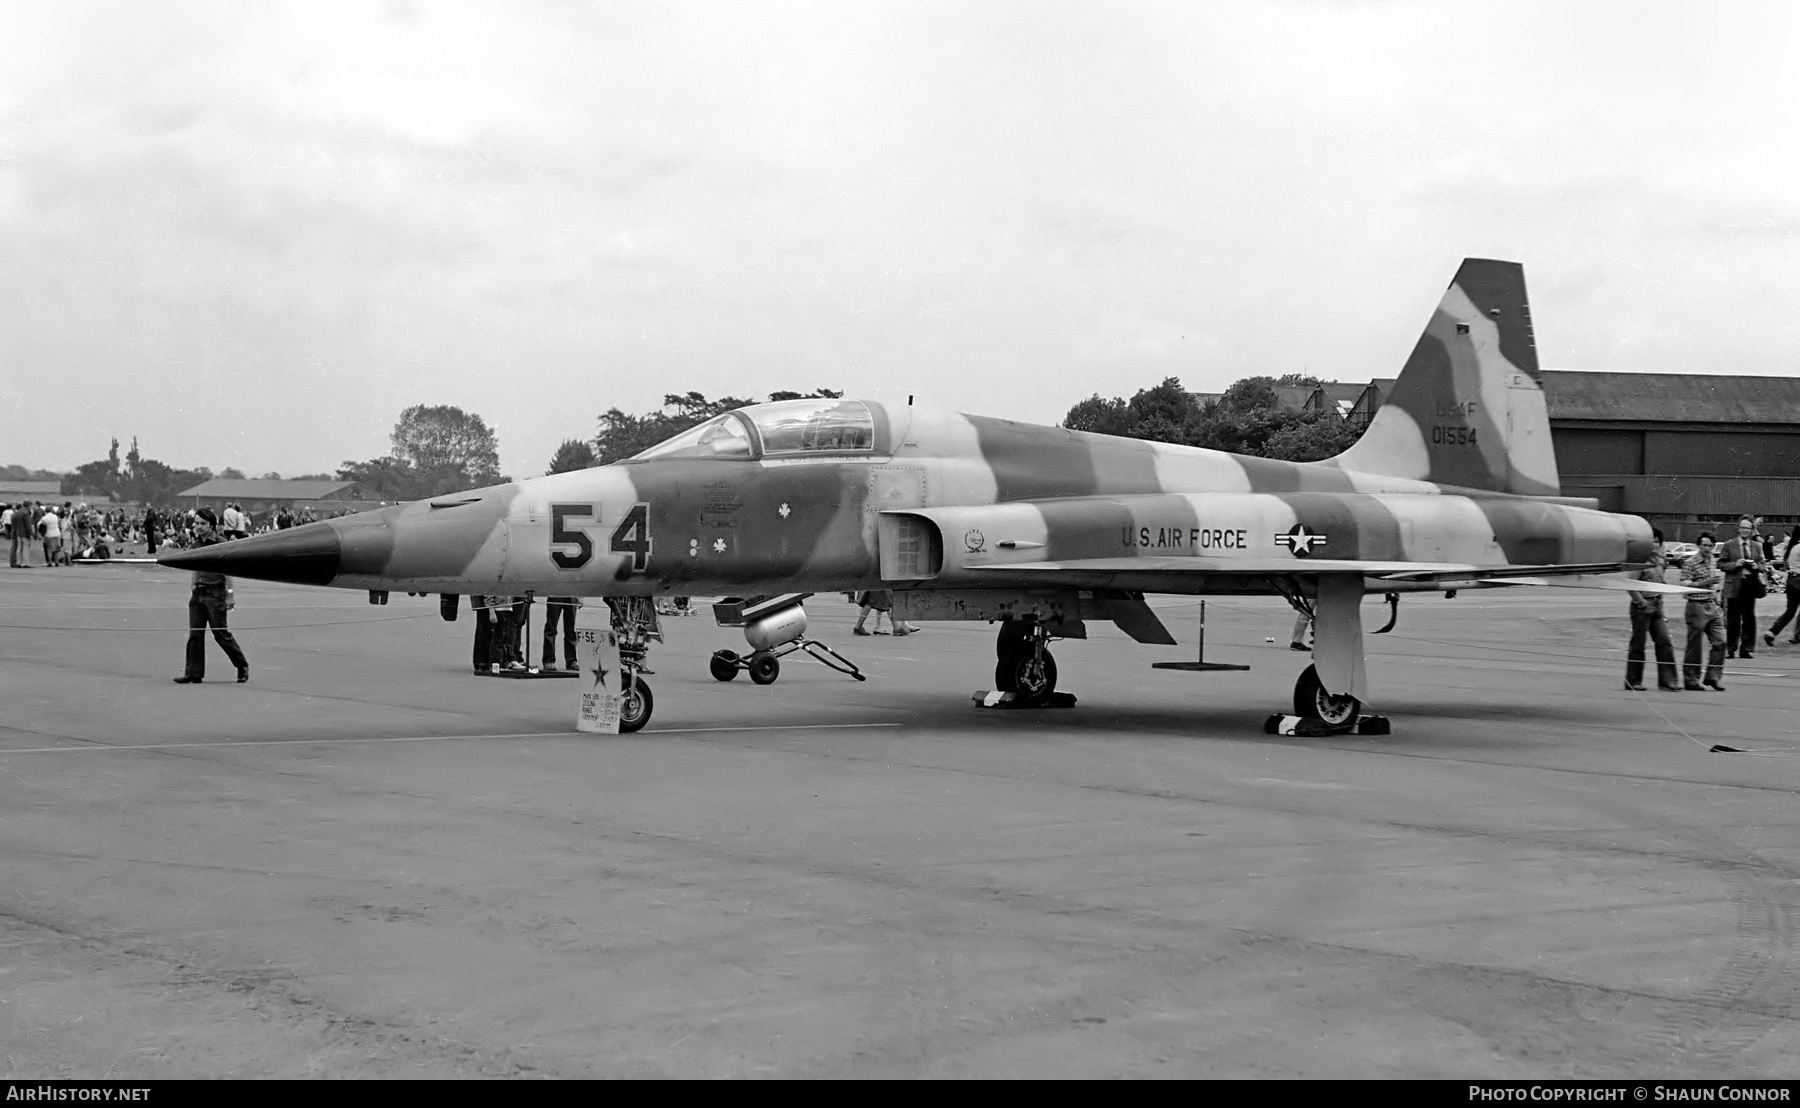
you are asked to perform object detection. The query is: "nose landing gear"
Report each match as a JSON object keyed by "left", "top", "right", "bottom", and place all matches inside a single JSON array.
[{"left": 609, "top": 598, "right": 660, "bottom": 734}]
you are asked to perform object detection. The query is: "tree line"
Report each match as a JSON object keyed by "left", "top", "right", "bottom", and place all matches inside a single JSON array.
[{"left": 1062, "top": 374, "right": 1364, "bottom": 461}]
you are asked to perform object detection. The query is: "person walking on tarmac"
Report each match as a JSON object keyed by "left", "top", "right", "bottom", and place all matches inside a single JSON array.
[
  {"left": 1764, "top": 525, "right": 1800, "bottom": 647},
  {"left": 173, "top": 512, "right": 249, "bottom": 684},
  {"left": 1681, "top": 532, "right": 1727, "bottom": 691},
  {"left": 1624, "top": 529, "right": 1680, "bottom": 691}
]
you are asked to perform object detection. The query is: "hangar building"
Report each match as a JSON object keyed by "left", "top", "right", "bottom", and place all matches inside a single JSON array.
[
  {"left": 177, "top": 477, "right": 381, "bottom": 523},
  {"left": 1540, "top": 371, "right": 1800, "bottom": 542}
]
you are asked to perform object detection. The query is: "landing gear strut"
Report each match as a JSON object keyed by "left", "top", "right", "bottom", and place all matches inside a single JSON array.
[
  {"left": 994, "top": 619, "right": 1059, "bottom": 705},
  {"left": 609, "top": 598, "right": 660, "bottom": 733}
]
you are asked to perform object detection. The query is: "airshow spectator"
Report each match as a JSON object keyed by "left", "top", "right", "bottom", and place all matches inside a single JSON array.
[
  {"left": 172, "top": 512, "right": 249, "bottom": 685},
  {"left": 1719, "top": 516, "right": 1764, "bottom": 658},
  {"left": 1764, "top": 525, "right": 1800, "bottom": 647},
  {"left": 1682, "top": 532, "right": 1727, "bottom": 691},
  {"left": 852, "top": 590, "right": 891, "bottom": 635},
  {"left": 507, "top": 596, "right": 530, "bottom": 667},
  {"left": 1624, "top": 529, "right": 1680, "bottom": 691},
  {"left": 38, "top": 505, "right": 62, "bottom": 567},
  {"left": 222, "top": 502, "right": 249, "bottom": 540},
  {"left": 542, "top": 596, "right": 580, "bottom": 671},
  {"left": 9, "top": 501, "right": 34, "bottom": 567}
]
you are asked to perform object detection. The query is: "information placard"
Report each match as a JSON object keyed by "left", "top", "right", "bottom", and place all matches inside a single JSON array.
[{"left": 573, "top": 606, "right": 622, "bottom": 734}]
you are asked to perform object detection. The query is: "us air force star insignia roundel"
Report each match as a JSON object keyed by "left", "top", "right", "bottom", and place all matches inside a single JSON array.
[{"left": 1275, "top": 523, "right": 1327, "bottom": 557}]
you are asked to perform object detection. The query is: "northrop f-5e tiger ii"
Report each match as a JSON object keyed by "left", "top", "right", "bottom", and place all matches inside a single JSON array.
[{"left": 163, "top": 259, "right": 1692, "bottom": 732}]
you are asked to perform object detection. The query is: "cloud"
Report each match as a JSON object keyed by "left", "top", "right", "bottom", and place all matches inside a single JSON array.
[{"left": 4, "top": 0, "right": 1800, "bottom": 477}]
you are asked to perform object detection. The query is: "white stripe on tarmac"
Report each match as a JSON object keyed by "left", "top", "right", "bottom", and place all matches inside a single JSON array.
[{"left": 0, "top": 722, "right": 903, "bottom": 755}]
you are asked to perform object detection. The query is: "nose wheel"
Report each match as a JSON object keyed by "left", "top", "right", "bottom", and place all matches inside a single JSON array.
[{"left": 618, "top": 675, "right": 653, "bottom": 733}]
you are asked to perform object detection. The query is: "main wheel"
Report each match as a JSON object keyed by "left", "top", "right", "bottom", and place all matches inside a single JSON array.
[
  {"left": 1293, "top": 664, "right": 1359, "bottom": 727},
  {"left": 619, "top": 678, "right": 654, "bottom": 733},
  {"left": 995, "top": 644, "right": 1057, "bottom": 704},
  {"left": 748, "top": 651, "right": 781, "bottom": 685},
  {"left": 710, "top": 650, "right": 740, "bottom": 682}
]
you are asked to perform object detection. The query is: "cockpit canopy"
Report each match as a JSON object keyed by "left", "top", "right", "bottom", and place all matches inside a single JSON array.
[{"left": 629, "top": 398, "right": 878, "bottom": 462}]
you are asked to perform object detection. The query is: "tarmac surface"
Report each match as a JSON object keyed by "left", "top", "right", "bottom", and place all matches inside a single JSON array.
[{"left": 3, "top": 562, "right": 1799, "bottom": 1078}]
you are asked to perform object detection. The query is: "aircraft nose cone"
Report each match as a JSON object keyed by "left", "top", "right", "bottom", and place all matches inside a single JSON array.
[{"left": 157, "top": 520, "right": 343, "bottom": 586}]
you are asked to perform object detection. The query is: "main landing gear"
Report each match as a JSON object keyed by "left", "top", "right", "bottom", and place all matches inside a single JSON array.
[
  {"left": 993, "top": 620, "right": 1060, "bottom": 706},
  {"left": 1292, "top": 664, "right": 1360, "bottom": 728}
]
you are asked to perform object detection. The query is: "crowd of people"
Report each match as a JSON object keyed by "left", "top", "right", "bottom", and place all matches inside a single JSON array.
[
  {"left": 1625, "top": 515, "right": 1798, "bottom": 692},
  {"left": 0, "top": 499, "right": 341, "bottom": 566},
  {"left": 2, "top": 500, "right": 140, "bottom": 566}
]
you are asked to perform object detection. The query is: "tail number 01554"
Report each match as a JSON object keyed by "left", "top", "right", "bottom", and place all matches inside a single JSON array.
[{"left": 550, "top": 502, "right": 652, "bottom": 573}]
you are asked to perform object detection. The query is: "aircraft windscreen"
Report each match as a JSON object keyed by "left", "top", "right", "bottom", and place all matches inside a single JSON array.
[
  {"left": 751, "top": 399, "right": 875, "bottom": 455},
  {"left": 629, "top": 413, "right": 755, "bottom": 461}
]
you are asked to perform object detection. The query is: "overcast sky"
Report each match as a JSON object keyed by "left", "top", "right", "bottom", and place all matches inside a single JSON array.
[{"left": 2, "top": 0, "right": 1797, "bottom": 479}]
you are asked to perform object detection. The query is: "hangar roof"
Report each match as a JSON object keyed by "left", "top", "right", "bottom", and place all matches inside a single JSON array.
[{"left": 1543, "top": 371, "right": 1800, "bottom": 424}]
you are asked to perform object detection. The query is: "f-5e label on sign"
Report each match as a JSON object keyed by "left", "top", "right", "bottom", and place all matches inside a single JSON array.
[{"left": 550, "top": 502, "right": 653, "bottom": 573}]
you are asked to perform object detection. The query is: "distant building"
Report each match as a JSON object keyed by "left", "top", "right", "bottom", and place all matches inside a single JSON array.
[
  {"left": 175, "top": 478, "right": 382, "bottom": 522},
  {"left": 1345, "top": 378, "right": 1397, "bottom": 430},
  {"left": 1541, "top": 371, "right": 1800, "bottom": 540},
  {"left": 0, "top": 480, "right": 62, "bottom": 504},
  {"left": 1305, "top": 382, "right": 1366, "bottom": 422}
]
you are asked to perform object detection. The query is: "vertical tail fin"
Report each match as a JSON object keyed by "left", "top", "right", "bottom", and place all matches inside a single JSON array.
[{"left": 1333, "top": 259, "right": 1560, "bottom": 496}]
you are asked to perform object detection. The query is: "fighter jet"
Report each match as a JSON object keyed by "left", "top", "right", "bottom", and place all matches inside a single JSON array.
[{"left": 161, "top": 259, "right": 1690, "bottom": 731}]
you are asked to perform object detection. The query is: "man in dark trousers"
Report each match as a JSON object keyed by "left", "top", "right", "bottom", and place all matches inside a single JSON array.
[
  {"left": 1720, "top": 516, "right": 1765, "bottom": 658},
  {"left": 173, "top": 512, "right": 249, "bottom": 684},
  {"left": 1682, "top": 532, "right": 1727, "bottom": 691},
  {"left": 1624, "top": 529, "right": 1681, "bottom": 691},
  {"left": 542, "top": 596, "right": 580, "bottom": 671},
  {"left": 472, "top": 594, "right": 493, "bottom": 673}
]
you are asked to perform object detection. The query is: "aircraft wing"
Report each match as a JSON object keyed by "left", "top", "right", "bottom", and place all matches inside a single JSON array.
[
  {"left": 965, "top": 557, "right": 1703, "bottom": 594},
  {"left": 1476, "top": 575, "right": 1705, "bottom": 594},
  {"left": 968, "top": 556, "right": 1471, "bottom": 577}
]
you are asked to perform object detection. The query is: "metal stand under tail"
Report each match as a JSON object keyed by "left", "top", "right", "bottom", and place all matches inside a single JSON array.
[{"left": 1152, "top": 600, "right": 1251, "bottom": 672}]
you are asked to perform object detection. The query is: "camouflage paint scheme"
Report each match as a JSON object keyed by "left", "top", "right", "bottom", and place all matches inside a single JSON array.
[{"left": 162, "top": 260, "right": 1678, "bottom": 709}]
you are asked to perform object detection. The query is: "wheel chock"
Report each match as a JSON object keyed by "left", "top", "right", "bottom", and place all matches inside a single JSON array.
[
  {"left": 972, "top": 690, "right": 1079, "bottom": 709},
  {"left": 1263, "top": 713, "right": 1390, "bottom": 737}
]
